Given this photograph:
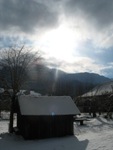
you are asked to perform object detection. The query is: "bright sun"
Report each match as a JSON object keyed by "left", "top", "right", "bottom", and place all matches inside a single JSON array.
[{"left": 40, "top": 24, "right": 80, "bottom": 62}]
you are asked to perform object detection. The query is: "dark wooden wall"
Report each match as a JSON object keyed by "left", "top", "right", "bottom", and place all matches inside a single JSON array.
[{"left": 17, "top": 115, "right": 74, "bottom": 139}]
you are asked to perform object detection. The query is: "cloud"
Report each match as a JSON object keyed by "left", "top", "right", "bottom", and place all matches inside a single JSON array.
[
  {"left": 1, "top": 0, "right": 113, "bottom": 49},
  {"left": 44, "top": 57, "right": 66, "bottom": 69},
  {"left": 0, "top": 0, "right": 59, "bottom": 33},
  {"left": 45, "top": 56, "right": 106, "bottom": 75},
  {"left": 101, "top": 62, "right": 113, "bottom": 78},
  {"left": 77, "top": 41, "right": 113, "bottom": 65},
  {"left": 63, "top": 0, "right": 113, "bottom": 48},
  {"left": 0, "top": 35, "right": 34, "bottom": 47},
  {"left": 45, "top": 53, "right": 113, "bottom": 78},
  {"left": 64, "top": 0, "right": 113, "bottom": 29},
  {"left": 0, "top": 0, "right": 113, "bottom": 78}
]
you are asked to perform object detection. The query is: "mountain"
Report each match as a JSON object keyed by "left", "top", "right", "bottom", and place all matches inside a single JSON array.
[
  {"left": 0, "top": 65, "right": 111, "bottom": 97},
  {"left": 81, "top": 81, "right": 113, "bottom": 97},
  {"left": 24, "top": 66, "right": 111, "bottom": 97},
  {"left": 66, "top": 72, "right": 111, "bottom": 85}
]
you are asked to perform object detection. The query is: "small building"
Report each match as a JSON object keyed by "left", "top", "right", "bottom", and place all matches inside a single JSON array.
[
  {"left": 76, "top": 81, "right": 113, "bottom": 113},
  {"left": 16, "top": 95, "right": 80, "bottom": 139}
]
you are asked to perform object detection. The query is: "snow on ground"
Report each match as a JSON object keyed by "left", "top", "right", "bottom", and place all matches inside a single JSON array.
[
  {"left": 74, "top": 116, "right": 113, "bottom": 150},
  {"left": 0, "top": 114, "right": 113, "bottom": 150}
]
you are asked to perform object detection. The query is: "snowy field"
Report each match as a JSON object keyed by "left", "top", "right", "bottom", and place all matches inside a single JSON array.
[{"left": 1, "top": 114, "right": 113, "bottom": 150}]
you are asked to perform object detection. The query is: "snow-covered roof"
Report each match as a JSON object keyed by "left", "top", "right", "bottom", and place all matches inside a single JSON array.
[
  {"left": 0, "top": 88, "right": 4, "bottom": 93},
  {"left": 17, "top": 90, "right": 41, "bottom": 96},
  {"left": 30, "top": 91, "right": 41, "bottom": 96},
  {"left": 81, "top": 81, "right": 113, "bottom": 97},
  {"left": 18, "top": 95, "right": 80, "bottom": 116}
]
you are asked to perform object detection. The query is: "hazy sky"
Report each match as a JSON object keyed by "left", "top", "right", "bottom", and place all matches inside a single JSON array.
[{"left": 0, "top": 0, "right": 113, "bottom": 78}]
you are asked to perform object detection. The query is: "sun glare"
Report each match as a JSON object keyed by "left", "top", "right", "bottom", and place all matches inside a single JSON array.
[{"left": 40, "top": 24, "right": 80, "bottom": 62}]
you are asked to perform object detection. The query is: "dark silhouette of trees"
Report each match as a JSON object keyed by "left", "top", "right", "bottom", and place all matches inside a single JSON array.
[{"left": 0, "top": 45, "right": 41, "bottom": 133}]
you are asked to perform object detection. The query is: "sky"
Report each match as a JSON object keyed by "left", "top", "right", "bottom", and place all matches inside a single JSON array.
[{"left": 0, "top": 0, "right": 113, "bottom": 78}]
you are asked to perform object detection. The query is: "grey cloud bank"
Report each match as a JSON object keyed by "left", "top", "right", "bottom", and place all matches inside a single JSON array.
[
  {"left": 0, "top": 0, "right": 113, "bottom": 78},
  {"left": 0, "top": 0, "right": 59, "bottom": 33},
  {"left": 64, "top": 0, "right": 113, "bottom": 29}
]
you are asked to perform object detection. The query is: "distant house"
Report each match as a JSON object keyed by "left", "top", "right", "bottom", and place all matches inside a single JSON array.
[
  {"left": 16, "top": 95, "right": 80, "bottom": 139},
  {"left": 76, "top": 81, "right": 113, "bottom": 113}
]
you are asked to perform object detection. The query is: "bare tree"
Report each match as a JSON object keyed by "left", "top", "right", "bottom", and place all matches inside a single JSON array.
[{"left": 0, "top": 45, "right": 41, "bottom": 133}]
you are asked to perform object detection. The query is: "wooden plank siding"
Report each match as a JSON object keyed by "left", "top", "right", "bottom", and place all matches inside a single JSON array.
[{"left": 17, "top": 115, "right": 73, "bottom": 139}]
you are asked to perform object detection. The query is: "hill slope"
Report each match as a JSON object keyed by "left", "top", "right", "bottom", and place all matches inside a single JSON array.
[
  {"left": 24, "top": 66, "right": 111, "bottom": 97},
  {"left": 0, "top": 65, "right": 111, "bottom": 97}
]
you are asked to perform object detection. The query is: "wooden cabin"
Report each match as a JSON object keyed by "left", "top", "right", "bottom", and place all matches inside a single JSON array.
[{"left": 16, "top": 95, "right": 80, "bottom": 139}]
